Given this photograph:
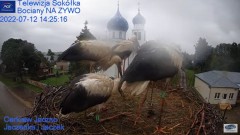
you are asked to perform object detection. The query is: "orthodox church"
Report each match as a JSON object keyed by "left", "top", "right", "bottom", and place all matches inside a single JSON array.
[
  {"left": 104, "top": 2, "right": 147, "bottom": 77},
  {"left": 107, "top": 2, "right": 146, "bottom": 45}
]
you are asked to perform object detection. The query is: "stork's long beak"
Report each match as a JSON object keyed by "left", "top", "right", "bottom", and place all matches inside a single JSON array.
[
  {"left": 117, "top": 62, "right": 122, "bottom": 77},
  {"left": 117, "top": 80, "right": 126, "bottom": 99}
]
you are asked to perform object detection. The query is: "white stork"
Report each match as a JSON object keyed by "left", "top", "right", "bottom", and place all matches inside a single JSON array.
[
  {"left": 112, "top": 37, "right": 140, "bottom": 72},
  {"left": 58, "top": 37, "right": 139, "bottom": 77},
  {"left": 117, "top": 40, "right": 183, "bottom": 132},
  {"left": 59, "top": 73, "right": 120, "bottom": 116}
]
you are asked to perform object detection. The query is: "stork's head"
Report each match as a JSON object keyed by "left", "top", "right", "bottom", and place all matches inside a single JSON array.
[
  {"left": 129, "top": 36, "right": 140, "bottom": 51},
  {"left": 110, "top": 55, "right": 123, "bottom": 77}
]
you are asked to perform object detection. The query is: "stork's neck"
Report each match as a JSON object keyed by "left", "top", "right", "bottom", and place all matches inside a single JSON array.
[
  {"left": 106, "top": 55, "right": 121, "bottom": 69},
  {"left": 112, "top": 78, "right": 120, "bottom": 93}
]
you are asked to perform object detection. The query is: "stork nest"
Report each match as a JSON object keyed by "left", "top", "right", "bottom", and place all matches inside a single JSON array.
[{"left": 19, "top": 81, "right": 223, "bottom": 135}]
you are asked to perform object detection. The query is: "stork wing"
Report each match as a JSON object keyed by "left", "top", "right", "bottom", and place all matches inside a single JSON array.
[
  {"left": 122, "top": 41, "right": 179, "bottom": 82},
  {"left": 111, "top": 40, "right": 135, "bottom": 59},
  {"left": 60, "top": 73, "right": 113, "bottom": 114},
  {"left": 76, "top": 73, "right": 114, "bottom": 96},
  {"left": 58, "top": 40, "right": 112, "bottom": 61}
]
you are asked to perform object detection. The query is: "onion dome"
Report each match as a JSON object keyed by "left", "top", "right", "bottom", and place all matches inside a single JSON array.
[
  {"left": 132, "top": 11, "right": 146, "bottom": 25},
  {"left": 107, "top": 6, "right": 129, "bottom": 31}
]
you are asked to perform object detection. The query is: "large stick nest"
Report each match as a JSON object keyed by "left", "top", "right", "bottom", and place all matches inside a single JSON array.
[{"left": 20, "top": 81, "right": 223, "bottom": 135}]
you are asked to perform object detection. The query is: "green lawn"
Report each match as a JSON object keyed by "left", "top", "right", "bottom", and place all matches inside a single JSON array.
[
  {"left": 185, "top": 69, "right": 195, "bottom": 87},
  {"left": 0, "top": 75, "right": 42, "bottom": 93},
  {"left": 40, "top": 74, "right": 70, "bottom": 86}
]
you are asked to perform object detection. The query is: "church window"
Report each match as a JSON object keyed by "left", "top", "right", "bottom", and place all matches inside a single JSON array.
[
  {"left": 134, "top": 32, "right": 137, "bottom": 37},
  {"left": 112, "top": 32, "right": 115, "bottom": 38},
  {"left": 138, "top": 32, "right": 141, "bottom": 40},
  {"left": 119, "top": 32, "right": 122, "bottom": 39}
]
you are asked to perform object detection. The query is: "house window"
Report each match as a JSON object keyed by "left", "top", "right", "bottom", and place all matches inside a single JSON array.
[
  {"left": 214, "top": 93, "right": 220, "bottom": 99},
  {"left": 229, "top": 93, "right": 234, "bottom": 99},
  {"left": 119, "top": 32, "right": 122, "bottom": 39},
  {"left": 112, "top": 32, "right": 115, "bottom": 38},
  {"left": 223, "top": 94, "right": 227, "bottom": 99}
]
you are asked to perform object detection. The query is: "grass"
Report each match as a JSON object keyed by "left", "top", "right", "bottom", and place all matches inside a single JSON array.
[
  {"left": 170, "top": 73, "right": 180, "bottom": 87},
  {"left": 40, "top": 74, "right": 70, "bottom": 86},
  {"left": 0, "top": 75, "right": 42, "bottom": 93},
  {"left": 185, "top": 69, "right": 195, "bottom": 87}
]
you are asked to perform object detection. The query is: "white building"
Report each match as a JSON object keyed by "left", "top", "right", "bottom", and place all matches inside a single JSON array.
[
  {"left": 132, "top": 6, "right": 146, "bottom": 45},
  {"left": 194, "top": 70, "right": 240, "bottom": 105},
  {"left": 104, "top": 2, "right": 146, "bottom": 77}
]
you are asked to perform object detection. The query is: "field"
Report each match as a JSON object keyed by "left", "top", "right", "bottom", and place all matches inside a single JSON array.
[
  {"left": 40, "top": 74, "right": 70, "bottom": 86},
  {"left": 0, "top": 75, "right": 42, "bottom": 93}
]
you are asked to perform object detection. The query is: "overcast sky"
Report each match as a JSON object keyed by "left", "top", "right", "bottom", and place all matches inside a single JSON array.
[{"left": 0, "top": 0, "right": 240, "bottom": 54}]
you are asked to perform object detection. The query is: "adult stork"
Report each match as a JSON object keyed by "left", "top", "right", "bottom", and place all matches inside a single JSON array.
[
  {"left": 112, "top": 37, "right": 140, "bottom": 72},
  {"left": 117, "top": 40, "right": 183, "bottom": 133},
  {"left": 58, "top": 38, "right": 139, "bottom": 77},
  {"left": 59, "top": 73, "right": 120, "bottom": 117}
]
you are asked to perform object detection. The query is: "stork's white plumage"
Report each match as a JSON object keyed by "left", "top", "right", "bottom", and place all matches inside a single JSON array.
[
  {"left": 59, "top": 73, "right": 120, "bottom": 115},
  {"left": 58, "top": 38, "right": 139, "bottom": 76}
]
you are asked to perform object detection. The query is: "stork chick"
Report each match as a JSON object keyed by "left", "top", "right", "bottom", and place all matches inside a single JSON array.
[{"left": 59, "top": 73, "right": 120, "bottom": 117}]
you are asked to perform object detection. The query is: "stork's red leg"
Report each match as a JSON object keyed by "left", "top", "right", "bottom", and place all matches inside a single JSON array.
[
  {"left": 154, "top": 83, "right": 169, "bottom": 134},
  {"left": 148, "top": 82, "right": 155, "bottom": 117},
  {"left": 134, "top": 88, "right": 149, "bottom": 125},
  {"left": 123, "top": 59, "right": 126, "bottom": 73},
  {"left": 153, "top": 98, "right": 170, "bottom": 134}
]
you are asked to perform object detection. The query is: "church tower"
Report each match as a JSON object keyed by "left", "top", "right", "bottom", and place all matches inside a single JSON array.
[
  {"left": 132, "top": 3, "right": 146, "bottom": 45},
  {"left": 107, "top": 1, "right": 129, "bottom": 41}
]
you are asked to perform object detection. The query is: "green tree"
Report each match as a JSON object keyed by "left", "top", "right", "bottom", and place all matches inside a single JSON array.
[
  {"left": 210, "top": 42, "right": 240, "bottom": 72},
  {"left": 69, "top": 21, "right": 96, "bottom": 76},
  {"left": 47, "top": 49, "right": 55, "bottom": 62},
  {"left": 194, "top": 38, "right": 213, "bottom": 72},
  {"left": 182, "top": 52, "right": 194, "bottom": 69},
  {"left": 76, "top": 21, "right": 96, "bottom": 41},
  {"left": 1, "top": 38, "right": 48, "bottom": 78}
]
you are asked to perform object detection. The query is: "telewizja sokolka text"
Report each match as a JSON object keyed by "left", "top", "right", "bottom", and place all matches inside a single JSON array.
[{"left": 0, "top": 0, "right": 81, "bottom": 22}]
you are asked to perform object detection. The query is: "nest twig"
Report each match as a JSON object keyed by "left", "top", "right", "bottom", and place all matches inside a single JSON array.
[{"left": 18, "top": 79, "right": 223, "bottom": 135}]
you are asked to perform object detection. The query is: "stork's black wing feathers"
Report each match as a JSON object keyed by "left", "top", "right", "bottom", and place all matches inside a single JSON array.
[
  {"left": 60, "top": 74, "right": 111, "bottom": 114},
  {"left": 58, "top": 42, "right": 99, "bottom": 61},
  {"left": 60, "top": 84, "right": 88, "bottom": 114},
  {"left": 122, "top": 41, "right": 178, "bottom": 82}
]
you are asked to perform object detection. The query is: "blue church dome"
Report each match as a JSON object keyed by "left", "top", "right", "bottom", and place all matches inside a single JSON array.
[
  {"left": 132, "top": 12, "right": 145, "bottom": 24},
  {"left": 107, "top": 8, "right": 129, "bottom": 31}
]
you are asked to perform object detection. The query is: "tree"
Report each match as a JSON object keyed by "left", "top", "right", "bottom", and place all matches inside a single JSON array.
[
  {"left": 1, "top": 38, "right": 48, "bottom": 78},
  {"left": 194, "top": 38, "right": 213, "bottom": 72},
  {"left": 182, "top": 52, "right": 194, "bottom": 69},
  {"left": 76, "top": 21, "right": 96, "bottom": 41},
  {"left": 210, "top": 42, "right": 240, "bottom": 72},
  {"left": 69, "top": 21, "right": 96, "bottom": 76},
  {"left": 47, "top": 49, "right": 55, "bottom": 62}
]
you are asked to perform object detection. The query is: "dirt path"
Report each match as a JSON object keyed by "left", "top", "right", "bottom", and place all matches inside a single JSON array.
[{"left": 0, "top": 81, "right": 32, "bottom": 117}]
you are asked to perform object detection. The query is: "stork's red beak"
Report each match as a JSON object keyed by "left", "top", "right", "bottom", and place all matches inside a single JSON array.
[{"left": 117, "top": 63, "right": 122, "bottom": 77}]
